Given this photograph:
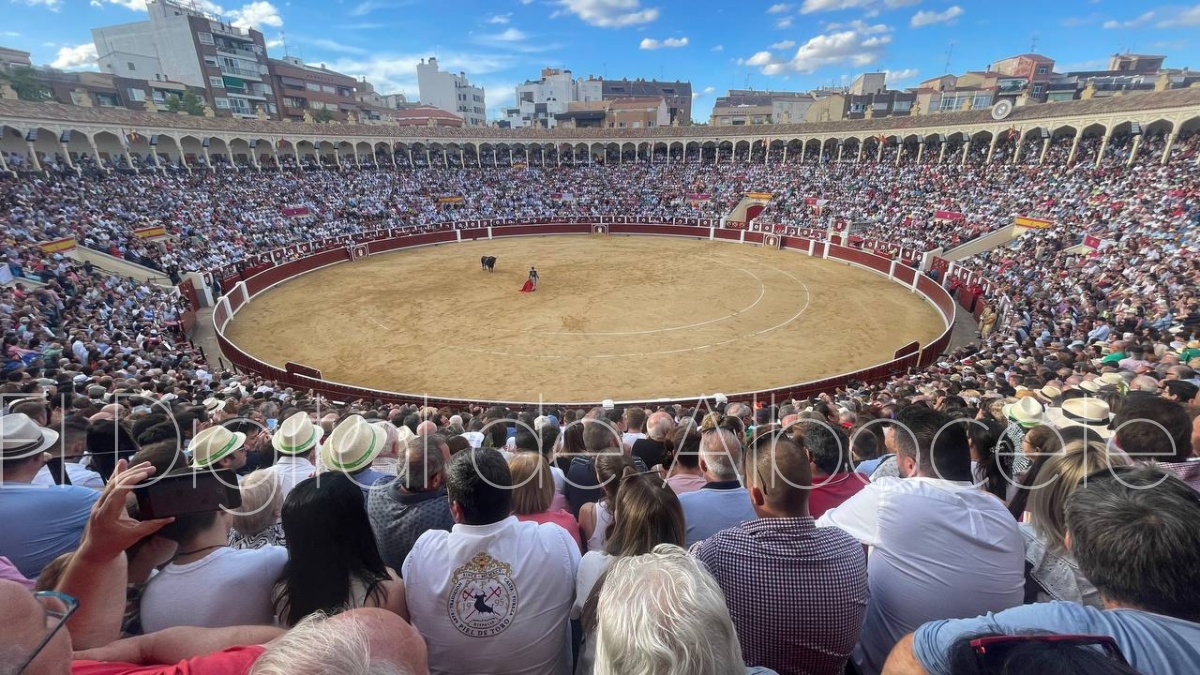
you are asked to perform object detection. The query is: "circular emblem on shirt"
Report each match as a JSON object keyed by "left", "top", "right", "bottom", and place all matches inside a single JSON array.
[{"left": 447, "top": 552, "right": 519, "bottom": 638}]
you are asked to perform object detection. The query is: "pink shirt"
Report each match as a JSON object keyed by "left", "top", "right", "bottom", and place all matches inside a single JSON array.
[
  {"left": 0, "top": 556, "right": 34, "bottom": 590},
  {"left": 666, "top": 473, "right": 708, "bottom": 495},
  {"left": 518, "top": 509, "right": 583, "bottom": 549}
]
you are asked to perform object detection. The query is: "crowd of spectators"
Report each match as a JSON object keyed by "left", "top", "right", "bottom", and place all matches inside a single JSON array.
[{"left": 0, "top": 117, "right": 1198, "bottom": 674}]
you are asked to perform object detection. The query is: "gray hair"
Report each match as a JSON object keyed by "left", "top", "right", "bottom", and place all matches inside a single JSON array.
[
  {"left": 250, "top": 613, "right": 411, "bottom": 675},
  {"left": 698, "top": 428, "right": 741, "bottom": 481},
  {"left": 401, "top": 434, "right": 446, "bottom": 492},
  {"left": 646, "top": 411, "right": 675, "bottom": 441},
  {"left": 231, "top": 470, "right": 283, "bottom": 538},
  {"left": 594, "top": 544, "right": 746, "bottom": 675}
]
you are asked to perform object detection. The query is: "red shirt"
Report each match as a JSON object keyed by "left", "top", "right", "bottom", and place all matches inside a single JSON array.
[
  {"left": 72, "top": 645, "right": 266, "bottom": 675},
  {"left": 809, "top": 472, "right": 869, "bottom": 519},
  {"left": 517, "top": 509, "right": 582, "bottom": 549}
]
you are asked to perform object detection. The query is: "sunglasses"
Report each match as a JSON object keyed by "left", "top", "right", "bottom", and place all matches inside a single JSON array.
[{"left": 15, "top": 591, "right": 78, "bottom": 674}]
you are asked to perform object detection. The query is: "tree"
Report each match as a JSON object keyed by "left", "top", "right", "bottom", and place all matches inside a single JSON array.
[
  {"left": 312, "top": 108, "right": 335, "bottom": 124},
  {"left": 164, "top": 90, "right": 205, "bottom": 115},
  {"left": 1, "top": 67, "right": 51, "bottom": 102}
]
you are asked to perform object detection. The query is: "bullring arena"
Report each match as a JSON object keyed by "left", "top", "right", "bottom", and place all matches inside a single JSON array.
[{"left": 223, "top": 235, "right": 945, "bottom": 402}]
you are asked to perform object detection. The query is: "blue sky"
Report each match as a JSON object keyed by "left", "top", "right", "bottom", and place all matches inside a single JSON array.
[{"left": 7, "top": 0, "right": 1200, "bottom": 121}]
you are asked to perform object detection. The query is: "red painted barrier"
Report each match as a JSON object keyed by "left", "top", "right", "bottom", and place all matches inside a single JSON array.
[{"left": 212, "top": 221, "right": 955, "bottom": 406}]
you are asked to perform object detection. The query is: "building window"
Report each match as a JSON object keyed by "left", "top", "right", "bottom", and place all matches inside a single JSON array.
[
  {"left": 1032, "top": 83, "right": 1044, "bottom": 95},
  {"left": 204, "top": 56, "right": 218, "bottom": 67},
  {"left": 127, "top": 62, "right": 136, "bottom": 71},
  {"left": 70, "top": 91, "right": 85, "bottom": 106},
  {"left": 971, "top": 93, "right": 992, "bottom": 108},
  {"left": 214, "top": 97, "right": 230, "bottom": 109},
  {"left": 893, "top": 100, "right": 912, "bottom": 112},
  {"left": 267, "top": 103, "right": 276, "bottom": 113},
  {"left": 209, "top": 76, "right": 225, "bottom": 88},
  {"left": 128, "top": 88, "right": 146, "bottom": 102},
  {"left": 872, "top": 101, "right": 888, "bottom": 111},
  {"left": 849, "top": 103, "right": 865, "bottom": 113},
  {"left": 1036, "top": 66, "right": 1049, "bottom": 75},
  {"left": 306, "top": 82, "right": 320, "bottom": 91},
  {"left": 198, "top": 32, "right": 214, "bottom": 45}
]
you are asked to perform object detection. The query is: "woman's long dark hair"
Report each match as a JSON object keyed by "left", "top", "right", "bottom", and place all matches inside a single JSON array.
[
  {"left": 275, "top": 473, "right": 390, "bottom": 626},
  {"left": 969, "top": 420, "right": 1008, "bottom": 500}
]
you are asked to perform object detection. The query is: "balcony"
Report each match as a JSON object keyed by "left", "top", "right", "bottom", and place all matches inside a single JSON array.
[
  {"left": 216, "top": 45, "right": 259, "bottom": 61},
  {"left": 219, "top": 63, "right": 262, "bottom": 81}
]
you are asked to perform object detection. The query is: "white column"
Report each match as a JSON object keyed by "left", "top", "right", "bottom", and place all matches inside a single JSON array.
[
  {"left": 1010, "top": 131, "right": 1026, "bottom": 165},
  {"left": 1067, "top": 131, "right": 1082, "bottom": 165},
  {"left": 985, "top": 134, "right": 999, "bottom": 164},
  {"left": 915, "top": 140, "right": 925, "bottom": 164},
  {"left": 1161, "top": 133, "right": 1175, "bottom": 165},
  {"left": 1038, "top": 137, "right": 1050, "bottom": 165},
  {"left": 1127, "top": 134, "right": 1142, "bottom": 166},
  {"left": 1094, "top": 130, "right": 1113, "bottom": 169}
]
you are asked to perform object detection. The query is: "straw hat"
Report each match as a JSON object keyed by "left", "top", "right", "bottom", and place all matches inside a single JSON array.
[
  {"left": 1002, "top": 397, "right": 1045, "bottom": 429},
  {"left": 321, "top": 415, "right": 386, "bottom": 473},
  {"left": 1099, "top": 372, "right": 1126, "bottom": 389},
  {"left": 1046, "top": 398, "right": 1113, "bottom": 439},
  {"left": 190, "top": 425, "right": 246, "bottom": 468},
  {"left": 202, "top": 398, "right": 224, "bottom": 414},
  {"left": 272, "top": 411, "right": 324, "bottom": 455},
  {"left": 0, "top": 413, "right": 59, "bottom": 460},
  {"left": 1078, "top": 379, "right": 1102, "bottom": 393},
  {"left": 1036, "top": 385, "right": 1062, "bottom": 403}
]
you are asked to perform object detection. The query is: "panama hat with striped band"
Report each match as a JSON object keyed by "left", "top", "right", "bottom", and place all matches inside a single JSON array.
[
  {"left": 321, "top": 415, "right": 386, "bottom": 473},
  {"left": 190, "top": 425, "right": 247, "bottom": 468},
  {"left": 0, "top": 413, "right": 59, "bottom": 460},
  {"left": 272, "top": 411, "right": 324, "bottom": 456},
  {"left": 1002, "top": 397, "right": 1045, "bottom": 429},
  {"left": 1046, "top": 398, "right": 1114, "bottom": 440}
]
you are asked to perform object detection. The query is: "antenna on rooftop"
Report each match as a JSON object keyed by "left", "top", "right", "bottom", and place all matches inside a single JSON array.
[
  {"left": 943, "top": 41, "right": 955, "bottom": 74},
  {"left": 1030, "top": 34, "right": 1039, "bottom": 53},
  {"left": 281, "top": 30, "right": 289, "bottom": 57}
]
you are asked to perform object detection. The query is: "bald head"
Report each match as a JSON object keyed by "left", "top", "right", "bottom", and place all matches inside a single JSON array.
[
  {"left": 415, "top": 420, "right": 438, "bottom": 437},
  {"left": 646, "top": 411, "right": 674, "bottom": 441},
  {"left": 251, "top": 608, "right": 428, "bottom": 675},
  {"left": 0, "top": 579, "right": 73, "bottom": 674}
]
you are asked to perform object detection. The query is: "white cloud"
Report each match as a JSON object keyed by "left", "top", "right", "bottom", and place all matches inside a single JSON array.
[
  {"left": 300, "top": 37, "right": 368, "bottom": 55},
  {"left": 1103, "top": 10, "right": 1156, "bottom": 28},
  {"left": 884, "top": 67, "right": 918, "bottom": 83},
  {"left": 349, "top": 0, "right": 391, "bottom": 16},
  {"left": 96, "top": 0, "right": 148, "bottom": 10},
  {"left": 767, "top": 3, "right": 792, "bottom": 12},
  {"left": 555, "top": 0, "right": 659, "bottom": 27},
  {"left": 799, "top": 0, "right": 916, "bottom": 13},
  {"left": 775, "top": 16, "right": 794, "bottom": 28},
  {"left": 711, "top": 44, "right": 724, "bottom": 52},
  {"left": 489, "top": 27, "right": 528, "bottom": 41},
  {"left": 329, "top": 51, "right": 513, "bottom": 96},
  {"left": 265, "top": 34, "right": 284, "bottom": 49},
  {"left": 51, "top": 43, "right": 98, "bottom": 69},
  {"left": 487, "top": 12, "right": 512, "bottom": 23},
  {"left": 1159, "top": 5, "right": 1200, "bottom": 26},
  {"left": 703, "top": 85, "right": 716, "bottom": 93},
  {"left": 744, "top": 21, "right": 893, "bottom": 76},
  {"left": 639, "top": 36, "right": 688, "bottom": 49},
  {"left": 20, "top": 0, "right": 61, "bottom": 11},
  {"left": 227, "top": 1, "right": 282, "bottom": 29},
  {"left": 770, "top": 39, "right": 796, "bottom": 49},
  {"left": 472, "top": 27, "right": 560, "bottom": 52},
  {"left": 910, "top": 5, "right": 963, "bottom": 27}
]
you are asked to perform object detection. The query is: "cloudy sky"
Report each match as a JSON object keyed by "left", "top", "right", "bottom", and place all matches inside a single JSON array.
[{"left": 7, "top": 0, "right": 1200, "bottom": 121}]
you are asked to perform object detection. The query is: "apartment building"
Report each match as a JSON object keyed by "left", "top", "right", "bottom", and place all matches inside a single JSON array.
[{"left": 416, "top": 57, "right": 485, "bottom": 126}]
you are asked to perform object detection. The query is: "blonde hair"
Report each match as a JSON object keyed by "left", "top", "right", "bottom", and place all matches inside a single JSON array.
[
  {"left": 508, "top": 452, "right": 554, "bottom": 516},
  {"left": 232, "top": 469, "right": 283, "bottom": 538},
  {"left": 1027, "top": 439, "right": 1130, "bottom": 551}
]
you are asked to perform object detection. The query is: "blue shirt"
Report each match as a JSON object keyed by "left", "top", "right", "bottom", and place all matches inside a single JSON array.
[
  {"left": 677, "top": 480, "right": 757, "bottom": 547},
  {"left": 348, "top": 467, "right": 390, "bottom": 497},
  {"left": 913, "top": 602, "right": 1200, "bottom": 675},
  {"left": 0, "top": 481, "right": 100, "bottom": 578}
]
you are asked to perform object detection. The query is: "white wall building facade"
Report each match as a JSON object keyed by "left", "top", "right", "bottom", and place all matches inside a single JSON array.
[{"left": 416, "top": 57, "right": 486, "bottom": 126}]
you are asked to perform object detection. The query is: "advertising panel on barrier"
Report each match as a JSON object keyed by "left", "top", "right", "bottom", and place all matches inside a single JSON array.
[
  {"left": 1014, "top": 215, "right": 1052, "bottom": 229},
  {"left": 38, "top": 237, "right": 77, "bottom": 254}
]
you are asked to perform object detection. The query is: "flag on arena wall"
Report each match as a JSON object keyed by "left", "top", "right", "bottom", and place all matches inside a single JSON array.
[
  {"left": 280, "top": 206, "right": 311, "bottom": 218},
  {"left": 1014, "top": 215, "right": 1052, "bottom": 229},
  {"left": 39, "top": 237, "right": 76, "bottom": 254},
  {"left": 512, "top": 162, "right": 528, "bottom": 169},
  {"left": 1083, "top": 234, "right": 1102, "bottom": 249},
  {"left": 133, "top": 226, "right": 168, "bottom": 239},
  {"left": 437, "top": 196, "right": 464, "bottom": 205},
  {"left": 687, "top": 193, "right": 712, "bottom": 202},
  {"left": 933, "top": 210, "right": 965, "bottom": 222},
  {"left": 746, "top": 191, "right": 773, "bottom": 201}
]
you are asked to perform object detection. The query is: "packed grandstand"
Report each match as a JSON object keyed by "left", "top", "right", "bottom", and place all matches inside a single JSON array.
[{"left": 1, "top": 88, "right": 1199, "bottom": 675}]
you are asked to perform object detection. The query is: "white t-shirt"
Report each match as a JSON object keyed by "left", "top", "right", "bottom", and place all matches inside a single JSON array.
[
  {"left": 404, "top": 516, "right": 580, "bottom": 675},
  {"left": 264, "top": 456, "right": 317, "bottom": 500},
  {"left": 621, "top": 432, "right": 646, "bottom": 449},
  {"left": 139, "top": 545, "right": 288, "bottom": 633},
  {"left": 817, "top": 476, "right": 1024, "bottom": 675},
  {"left": 572, "top": 551, "right": 614, "bottom": 675}
]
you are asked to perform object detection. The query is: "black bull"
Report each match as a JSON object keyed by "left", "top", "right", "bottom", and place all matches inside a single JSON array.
[{"left": 481, "top": 256, "right": 497, "bottom": 272}]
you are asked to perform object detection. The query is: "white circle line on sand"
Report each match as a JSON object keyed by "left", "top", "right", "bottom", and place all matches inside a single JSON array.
[
  {"left": 457, "top": 265, "right": 813, "bottom": 360},
  {"left": 543, "top": 267, "right": 767, "bottom": 336}
]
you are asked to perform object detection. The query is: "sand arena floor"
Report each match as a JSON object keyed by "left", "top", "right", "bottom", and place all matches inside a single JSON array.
[{"left": 223, "top": 236, "right": 945, "bottom": 402}]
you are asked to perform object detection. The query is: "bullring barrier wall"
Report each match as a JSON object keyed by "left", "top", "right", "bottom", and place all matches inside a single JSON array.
[{"left": 212, "top": 221, "right": 956, "bottom": 407}]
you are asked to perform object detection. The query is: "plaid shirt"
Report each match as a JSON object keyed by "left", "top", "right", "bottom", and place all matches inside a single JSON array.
[{"left": 691, "top": 516, "right": 868, "bottom": 675}]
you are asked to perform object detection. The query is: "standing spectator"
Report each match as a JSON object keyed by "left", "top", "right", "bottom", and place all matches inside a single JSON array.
[
  {"left": 664, "top": 424, "right": 706, "bottom": 495},
  {"left": 508, "top": 452, "right": 581, "bottom": 549},
  {"left": 321, "top": 414, "right": 390, "bottom": 495},
  {"left": 631, "top": 410, "right": 674, "bottom": 470},
  {"left": 273, "top": 474, "right": 404, "bottom": 627},
  {"left": 564, "top": 420, "right": 620, "bottom": 516},
  {"left": 693, "top": 431, "right": 868, "bottom": 675},
  {"left": 1113, "top": 396, "right": 1198, "bottom": 490},
  {"left": 578, "top": 454, "right": 636, "bottom": 553},
  {"left": 403, "top": 449, "right": 580, "bottom": 675},
  {"left": 0, "top": 413, "right": 99, "bottom": 578},
  {"left": 229, "top": 470, "right": 285, "bottom": 549},
  {"left": 32, "top": 415, "right": 103, "bottom": 489},
  {"left": 796, "top": 421, "right": 868, "bottom": 518},
  {"left": 818, "top": 407, "right": 1023, "bottom": 674},
  {"left": 620, "top": 407, "right": 647, "bottom": 448},
  {"left": 368, "top": 433, "right": 454, "bottom": 573},
  {"left": 677, "top": 413, "right": 756, "bottom": 546}
]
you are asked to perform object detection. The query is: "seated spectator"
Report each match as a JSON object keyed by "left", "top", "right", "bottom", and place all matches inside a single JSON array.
[
  {"left": 677, "top": 413, "right": 756, "bottom": 546},
  {"left": 632, "top": 410, "right": 674, "bottom": 470},
  {"left": 265, "top": 412, "right": 323, "bottom": 500},
  {"left": 884, "top": 467, "right": 1200, "bottom": 675},
  {"left": 273, "top": 473, "right": 404, "bottom": 627},
  {"left": 795, "top": 420, "right": 868, "bottom": 518},
  {"left": 579, "top": 454, "right": 636, "bottom": 553},
  {"left": 508, "top": 452, "right": 581, "bottom": 549},
  {"left": 84, "top": 418, "right": 140, "bottom": 484},
  {"left": 576, "top": 471, "right": 685, "bottom": 674},
  {"left": 229, "top": 469, "right": 286, "bottom": 549},
  {"left": 1113, "top": 395, "right": 1198, "bottom": 490},
  {"left": 140, "top": 472, "right": 288, "bottom": 632},
  {"left": 693, "top": 430, "right": 868, "bottom": 675},
  {"left": 593, "top": 544, "right": 774, "bottom": 675},
  {"left": 966, "top": 419, "right": 1008, "bottom": 501},
  {"left": 32, "top": 415, "right": 103, "bottom": 488},
  {"left": 321, "top": 414, "right": 390, "bottom": 495},
  {"left": 818, "top": 407, "right": 1023, "bottom": 674},
  {"left": 0, "top": 413, "right": 99, "bottom": 578},
  {"left": 368, "top": 433, "right": 454, "bottom": 573},
  {"left": 402, "top": 449, "right": 579, "bottom": 675},
  {"left": 188, "top": 424, "right": 248, "bottom": 473},
  {"left": 1020, "top": 439, "right": 1130, "bottom": 607},
  {"left": 663, "top": 423, "right": 706, "bottom": 495}
]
